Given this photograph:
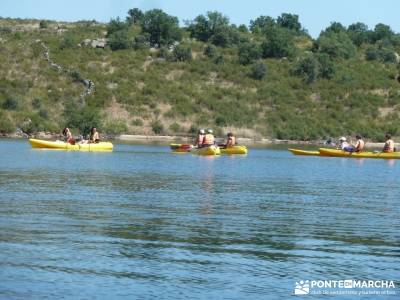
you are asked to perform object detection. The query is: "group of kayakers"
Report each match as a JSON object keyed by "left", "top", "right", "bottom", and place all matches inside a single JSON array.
[
  {"left": 336, "top": 134, "right": 395, "bottom": 153},
  {"left": 195, "top": 129, "right": 236, "bottom": 148},
  {"left": 62, "top": 127, "right": 100, "bottom": 145}
]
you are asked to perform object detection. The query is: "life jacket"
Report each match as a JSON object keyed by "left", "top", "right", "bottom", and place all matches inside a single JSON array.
[
  {"left": 203, "top": 134, "right": 215, "bottom": 145},
  {"left": 196, "top": 134, "right": 205, "bottom": 146},
  {"left": 383, "top": 139, "right": 394, "bottom": 152}
]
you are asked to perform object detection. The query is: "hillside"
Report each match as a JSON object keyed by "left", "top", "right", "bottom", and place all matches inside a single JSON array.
[{"left": 1, "top": 10, "right": 400, "bottom": 142}]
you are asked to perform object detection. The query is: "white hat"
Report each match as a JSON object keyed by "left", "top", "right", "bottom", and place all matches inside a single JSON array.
[
  {"left": 207, "top": 129, "right": 213, "bottom": 134},
  {"left": 199, "top": 129, "right": 205, "bottom": 134},
  {"left": 339, "top": 137, "right": 346, "bottom": 142}
]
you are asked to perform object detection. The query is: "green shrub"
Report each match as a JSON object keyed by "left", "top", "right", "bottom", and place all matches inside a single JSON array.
[
  {"left": 172, "top": 45, "right": 192, "bottom": 61},
  {"left": 151, "top": 119, "right": 164, "bottom": 134},
  {"left": 0, "top": 111, "right": 14, "bottom": 133},
  {"left": 104, "top": 120, "right": 128, "bottom": 135},
  {"left": 238, "top": 41, "right": 262, "bottom": 65},
  {"left": 64, "top": 102, "right": 102, "bottom": 135},
  {"left": 39, "top": 20, "right": 49, "bottom": 29},
  {"left": 131, "top": 118, "right": 144, "bottom": 126},
  {"left": 107, "top": 29, "right": 131, "bottom": 50},
  {"left": 250, "top": 62, "right": 267, "bottom": 80},
  {"left": 204, "top": 45, "right": 217, "bottom": 58},
  {"left": 32, "top": 98, "right": 41, "bottom": 109},
  {"left": 2, "top": 97, "right": 19, "bottom": 110},
  {"left": 169, "top": 122, "right": 181, "bottom": 133}
]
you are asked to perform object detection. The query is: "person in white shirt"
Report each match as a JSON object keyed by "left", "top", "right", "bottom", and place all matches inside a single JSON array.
[{"left": 338, "top": 137, "right": 354, "bottom": 152}]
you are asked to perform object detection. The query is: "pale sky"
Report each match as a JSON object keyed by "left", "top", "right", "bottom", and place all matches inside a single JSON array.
[{"left": 0, "top": 0, "right": 399, "bottom": 37}]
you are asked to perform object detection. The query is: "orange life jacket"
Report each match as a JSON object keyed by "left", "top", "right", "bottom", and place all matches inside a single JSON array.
[
  {"left": 196, "top": 134, "right": 205, "bottom": 146},
  {"left": 203, "top": 134, "right": 215, "bottom": 145}
]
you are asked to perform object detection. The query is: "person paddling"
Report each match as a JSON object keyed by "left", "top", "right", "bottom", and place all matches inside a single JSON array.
[
  {"left": 195, "top": 129, "right": 205, "bottom": 147},
  {"left": 62, "top": 127, "right": 75, "bottom": 145},
  {"left": 353, "top": 134, "right": 365, "bottom": 152},
  {"left": 89, "top": 127, "right": 100, "bottom": 143},
  {"left": 202, "top": 129, "right": 215, "bottom": 147},
  {"left": 383, "top": 134, "right": 395, "bottom": 153}
]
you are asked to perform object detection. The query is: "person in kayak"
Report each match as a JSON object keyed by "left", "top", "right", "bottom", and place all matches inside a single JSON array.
[
  {"left": 338, "top": 137, "right": 354, "bottom": 152},
  {"left": 383, "top": 134, "right": 395, "bottom": 152},
  {"left": 221, "top": 132, "right": 236, "bottom": 148},
  {"left": 202, "top": 129, "right": 215, "bottom": 147},
  {"left": 353, "top": 135, "right": 365, "bottom": 152},
  {"left": 62, "top": 127, "right": 75, "bottom": 145},
  {"left": 195, "top": 129, "right": 205, "bottom": 147},
  {"left": 89, "top": 127, "right": 100, "bottom": 143}
]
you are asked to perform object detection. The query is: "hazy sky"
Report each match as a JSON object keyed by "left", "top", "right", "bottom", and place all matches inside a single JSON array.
[{"left": 0, "top": 0, "right": 399, "bottom": 37}]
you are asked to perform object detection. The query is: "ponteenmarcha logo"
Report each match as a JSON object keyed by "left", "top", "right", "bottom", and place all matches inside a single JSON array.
[
  {"left": 294, "top": 280, "right": 310, "bottom": 295},
  {"left": 294, "top": 280, "right": 396, "bottom": 296}
]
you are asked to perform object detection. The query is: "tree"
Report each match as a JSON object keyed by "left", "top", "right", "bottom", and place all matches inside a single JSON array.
[
  {"left": 317, "top": 53, "right": 335, "bottom": 79},
  {"left": 249, "top": 15, "right": 276, "bottom": 34},
  {"left": 187, "top": 11, "right": 230, "bottom": 43},
  {"left": 238, "top": 41, "right": 262, "bottom": 65},
  {"left": 106, "top": 18, "right": 128, "bottom": 37},
  {"left": 316, "top": 31, "right": 356, "bottom": 59},
  {"left": 210, "top": 26, "right": 240, "bottom": 47},
  {"left": 261, "top": 27, "right": 295, "bottom": 58},
  {"left": 372, "top": 23, "right": 393, "bottom": 43},
  {"left": 293, "top": 55, "right": 318, "bottom": 84},
  {"left": 277, "top": 13, "right": 301, "bottom": 32},
  {"left": 126, "top": 8, "right": 144, "bottom": 25},
  {"left": 141, "top": 9, "right": 182, "bottom": 46},
  {"left": 108, "top": 29, "right": 131, "bottom": 50},
  {"left": 347, "top": 22, "right": 369, "bottom": 46},
  {"left": 64, "top": 103, "right": 102, "bottom": 136},
  {"left": 324, "top": 22, "right": 346, "bottom": 34},
  {"left": 250, "top": 62, "right": 267, "bottom": 80}
]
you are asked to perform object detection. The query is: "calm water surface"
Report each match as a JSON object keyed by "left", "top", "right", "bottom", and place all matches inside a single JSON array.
[{"left": 0, "top": 139, "right": 399, "bottom": 299}]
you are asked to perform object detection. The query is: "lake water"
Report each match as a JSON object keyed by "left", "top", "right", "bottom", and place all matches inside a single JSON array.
[{"left": 0, "top": 139, "right": 399, "bottom": 299}]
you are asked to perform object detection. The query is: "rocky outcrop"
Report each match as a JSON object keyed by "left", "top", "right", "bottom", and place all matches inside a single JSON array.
[
  {"left": 82, "top": 38, "right": 106, "bottom": 48},
  {"left": 36, "top": 39, "right": 95, "bottom": 105}
]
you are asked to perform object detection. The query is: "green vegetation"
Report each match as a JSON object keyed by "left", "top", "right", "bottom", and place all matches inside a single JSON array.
[{"left": 0, "top": 10, "right": 400, "bottom": 141}]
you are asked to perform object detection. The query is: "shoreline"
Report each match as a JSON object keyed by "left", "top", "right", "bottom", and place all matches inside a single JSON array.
[{"left": 1, "top": 132, "right": 395, "bottom": 148}]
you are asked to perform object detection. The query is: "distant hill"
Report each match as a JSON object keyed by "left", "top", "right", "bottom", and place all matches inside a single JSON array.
[{"left": 0, "top": 10, "right": 399, "bottom": 142}]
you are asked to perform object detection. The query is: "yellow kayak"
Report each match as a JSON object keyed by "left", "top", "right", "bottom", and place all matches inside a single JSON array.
[
  {"left": 319, "top": 148, "right": 400, "bottom": 159},
  {"left": 288, "top": 148, "right": 322, "bottom": 156},
  {"left": 190, "top": 145, "right": 221, "bottom": 156},
  {"left": 220, "top": 145, "right": 248, "bottom": 155},
  {"left": 29, "top": 138, "right": 113, "bottom": 151}
]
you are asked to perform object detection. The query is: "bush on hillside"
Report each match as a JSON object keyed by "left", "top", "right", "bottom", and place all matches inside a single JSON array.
[
  {"left": 141, "top": 9, "right": 182, "bottom": 46},
  {"left": 261, "top": 27, "right": 295, "bottom": 58},
  {"left": 2, "top": 97, "right": 19, "bottom": 110},
  {"left": 250, "top": 62, "right": 267, "bottom": 80},
  {"left": 315, "top": 31, "right": 356, "bottom": 59},
  {"left": 238, "top": 41, "right": 262, "bottom": 65},
  {"left": 0, "top": 111, "right": 14, "bottom": 133},
  {"left": 64, "top": 103, "right": 102, "bottom": 136},
  {"left": 151, "top": 119, "right": 164, "bottom": 134},
  {"left": 172, "top": 45, "right": 192, "bottom": 61}
]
